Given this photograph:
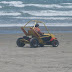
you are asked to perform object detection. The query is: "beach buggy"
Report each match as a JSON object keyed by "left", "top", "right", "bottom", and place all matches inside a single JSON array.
[{"left": 16, "top": 20, "right": 59, "bottom": 48}]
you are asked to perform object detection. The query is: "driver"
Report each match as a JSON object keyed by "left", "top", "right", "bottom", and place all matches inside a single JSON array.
[
  {"left": 34, "top": 24, "right": 51, "bottom": 42},
  {"left": 34, "top": 24, "right": 44, "bottom": 35}
]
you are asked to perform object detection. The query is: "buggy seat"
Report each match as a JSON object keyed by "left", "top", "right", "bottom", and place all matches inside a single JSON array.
[{"left": 21, "top": 27, "right": 41, "bottom": 37}]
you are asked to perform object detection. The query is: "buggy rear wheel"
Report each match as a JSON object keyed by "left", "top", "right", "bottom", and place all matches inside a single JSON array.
[
  {"left": 16, "top": 38, "right": 25, "bottom": 47},
  {"left": 30, "top": 38, "right": 39, "bottom": 48},
  {"left": 52, "top": 40, "right": 59, "bottom": 47}
]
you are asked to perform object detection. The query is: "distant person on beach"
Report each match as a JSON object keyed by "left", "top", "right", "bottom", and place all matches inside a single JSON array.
[{"left": 34, "top": 24, "right": 44, "bottom": 36}]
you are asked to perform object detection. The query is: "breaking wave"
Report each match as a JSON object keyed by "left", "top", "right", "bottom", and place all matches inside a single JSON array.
[
  {"left": 0, "top": 23, "right": 72, "bottom": 27},
  {"left": 0, "top": 0, "right": 72, "bottom": 27},
  {"left": 0, "top": 1, "right": 24, "bottom": 7},
  {"left": 0, "top": 1, "right": 72, "bottom": 8},
  {"left": 0, "top": 12, "right": 21, "bottom": 16},
  {"left": 22, "top": 10, "right": 72, "bottom": 16},
  {"left": 14, "top": 17, "right": 72, "bottom": 20},
  {"left": 0, "top": 6, "right": 2, "bottom": 8}
]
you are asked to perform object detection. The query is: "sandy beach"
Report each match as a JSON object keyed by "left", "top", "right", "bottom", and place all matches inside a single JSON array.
[{"left": 0, "top": 33, "right": 72, "bottom": 72}]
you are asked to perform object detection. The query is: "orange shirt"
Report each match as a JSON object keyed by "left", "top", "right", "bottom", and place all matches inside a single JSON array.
[{"left": 34, "top": 27, "right": 40, "bottom": 32}]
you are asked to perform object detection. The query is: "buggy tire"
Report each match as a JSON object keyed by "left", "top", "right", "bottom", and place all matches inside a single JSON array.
[
  {"left": 16, "top": 38, "right": 25, "bottom": 47},
  {"left": 52, "top": 40, "right": 59, "bottom": 47},
  {"left": 30, "top": 38, "right": 39, "bottom": 48}
]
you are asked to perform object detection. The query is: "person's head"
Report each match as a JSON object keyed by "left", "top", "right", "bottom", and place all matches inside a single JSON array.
[{"left": 35, "top": 24, "right": 39, "bottom": 27}]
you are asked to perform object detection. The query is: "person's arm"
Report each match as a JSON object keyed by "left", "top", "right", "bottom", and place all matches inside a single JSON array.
[
  {"left": 38, "top": 31, "right": 44, "bottom": 35},
  {"left": 37, "top": 28, "right": 44, "bottom": 35}
]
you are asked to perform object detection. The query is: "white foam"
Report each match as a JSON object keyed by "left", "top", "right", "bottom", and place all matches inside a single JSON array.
[
  {"left": 0, "top": 24, "right": 24, "bottom": 27},
  {"left": 22, "top": 10, "right": 72, "bottom": 16},
  {"left": 25, "top": 4, "right": 72, "bottom": 8},
  {"left": 46, "top": 23, "right": 72, "bottom": 26},
  {"left": 0, "top": 1, "right": 72, "bottom": 8},
  {"left": 14, "top": 17, "right": 72, "bottom": 20},
  {"left": 0, "top": 6, "right": 2, "bottom": 8},
  {"left": 63, "top": 6, "right": 72, "bottom": 8},
  {"left": 0, "top": 1, "right": 25, "bottom": 7},
  {"left": 25, "top": 4, "right": 63, "bottom": 8},
  {"left": 61, "top": 3, "right": 72, "bottom": 5},
  {"left": 0, "top": 12, "right": 21, "bottom": 16},
  {"left": 0, "top": 23, "right": 72, "bottom": 27},
  {"left": 24, "top": 3, "right": 72, "bottom": 9}
]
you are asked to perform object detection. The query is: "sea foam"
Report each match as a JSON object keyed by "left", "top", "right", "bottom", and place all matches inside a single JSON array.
[
  {"left": 0, "top": 1, "right": 24, "bottom": 7},
  {"left": 0, "top": 1, "right": 72, "bottom": 8},
  {"left": 22, "top": 10, "right": 72, "bottom": 16},
  {"left": 0, "top": 6, "right": 2, "bottom": 8},
  {"left": 0, "top": 23, "right": 72, "bottom": 27},
  {"left": 0, "top": 12, "right": 21, "bottom": 16},
  {"left": 14, "top": 17, "right": 72, "bottom": 20}
]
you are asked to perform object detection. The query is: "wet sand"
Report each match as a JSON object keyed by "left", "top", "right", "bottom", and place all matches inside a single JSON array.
[{"left": 0, "top": 33, "right": 72, "bottom": 72}]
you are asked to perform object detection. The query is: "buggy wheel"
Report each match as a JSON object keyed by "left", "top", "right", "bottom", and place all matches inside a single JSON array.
[
  {"left": 30, "top": 38, "right": 39, "bottom": 48},
  {"left": 16, "top": 38, "right": 25, "bottom": 47},
  {"left": 52, "top": 40, "right": 59, "bottom": 47},
  {"left": 39, "top": 44, "right": 44, "bottom": 47}
]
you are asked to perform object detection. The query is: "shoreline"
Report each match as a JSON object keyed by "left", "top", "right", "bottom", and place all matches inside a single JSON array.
[{"left": 0, "top": 26, "right": 72, "bottom": 34}]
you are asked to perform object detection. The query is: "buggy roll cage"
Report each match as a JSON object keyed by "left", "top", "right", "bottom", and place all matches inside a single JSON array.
[{"left": 22, "top": 20, "right": 50, "bottom": 34}]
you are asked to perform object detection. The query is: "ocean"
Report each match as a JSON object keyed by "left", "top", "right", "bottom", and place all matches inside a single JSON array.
[{"left": 0, "top": 0, "right": 72, "bottom": 34}]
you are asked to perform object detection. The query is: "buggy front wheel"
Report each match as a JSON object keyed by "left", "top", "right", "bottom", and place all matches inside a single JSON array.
[{"left": 52, "top": 40, "right": 59, "bottom": 47}]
